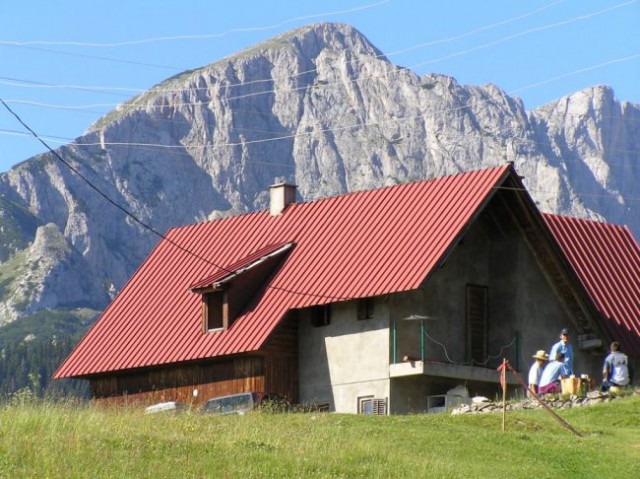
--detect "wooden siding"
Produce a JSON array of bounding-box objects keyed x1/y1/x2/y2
[
  {"x1": 90, "y1": 356, "x2": 265, "y2": 406},
  {"x1": 90, "y1": 314, "x2": 300, "y2": 406},
  {"x1": 262, "y1": 312, "x2": 299, "y2": 403}
]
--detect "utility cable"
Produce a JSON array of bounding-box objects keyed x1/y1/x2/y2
[
  {"x1": 0, "y1": 0, "x2": 593, "y2": 102},
  {"x1": 0, "y1": 0, "x2": 391, "y2": 48},
  {"x1": 422, "y1": 331, "x2": 518, "y2": 367},
  {"x1": 0, "y1": 97, "x2": 352, "y2": 302},
  {"x1": 5, "y1": 127, "x2": 638, "y2": 203}
]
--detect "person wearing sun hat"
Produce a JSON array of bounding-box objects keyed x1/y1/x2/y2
[
  {"x1": 549, "y1": 328, "x2": 573, "y2": 376},
  {"x1": 528, "y1": 350, "x2": 549, "y2": 396}
]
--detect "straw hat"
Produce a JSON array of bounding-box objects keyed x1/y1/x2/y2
[{"x1": 532, "y1": 350, "x2": 549, "y2": 361}]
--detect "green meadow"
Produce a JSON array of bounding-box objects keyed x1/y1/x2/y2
[{"x1": 1, "y1": 395, "x2": 638, "y2": 478}]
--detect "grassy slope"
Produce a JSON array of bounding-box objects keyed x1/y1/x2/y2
[{"x1": 1, "y1": 396, "x2": 638, "y2": 478}]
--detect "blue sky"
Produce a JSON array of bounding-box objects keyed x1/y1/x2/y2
[{"x1": 1, "y1": 0, "x2": 638, "y2": 173}]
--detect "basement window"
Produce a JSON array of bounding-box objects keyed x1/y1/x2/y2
[
  {"x1": 357, "y1": 297, "x2": 374, "y2": 320},
  {"x1": 358, "y1": 396, "x2": 387, "y2": 415},
  {"x1": 310, "y1": 305, "x2": 331, "y2": 327}
]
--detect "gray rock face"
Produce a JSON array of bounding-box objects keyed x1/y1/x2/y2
[{"x1": 0, "y1": 23, "x2": 638, "y2": 327}]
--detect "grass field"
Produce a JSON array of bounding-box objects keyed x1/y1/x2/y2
[{"x1": 1, "y1": 394, "x2": 638, "y2": 478}]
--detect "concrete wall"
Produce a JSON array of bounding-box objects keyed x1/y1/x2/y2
[
  {"x1": 298, "y1": 299, "x2": 390, "y2": 413},
  {"x1": 299, "y1": 206, "x2": 606, "y2": 414},
  {"x1": 390, "y1": 211, "x2": 605, "y2": 403}
]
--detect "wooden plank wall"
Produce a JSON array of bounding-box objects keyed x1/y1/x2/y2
[
  {"x1": 90, "y1": 356, "x2": 265, "y2": 407},
  {"x1": 90, "y1": 311, "x2": 301, "y2": 407},
  {"x1": 262, "y1": 311, "x2": 299, "y2": 402}
]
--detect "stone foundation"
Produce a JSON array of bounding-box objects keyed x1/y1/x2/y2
[{"x1": 450, "y1": 388, "x2": 639, "y2": 415}]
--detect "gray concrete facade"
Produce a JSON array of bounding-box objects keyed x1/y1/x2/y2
[
  {"x1": 298, "y1": 299, "x2": 391, "y2": 413},
  {"x1": 298, "y1": 206, "x2": 605, "y2": 414}
]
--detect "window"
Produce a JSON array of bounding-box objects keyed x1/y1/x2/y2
[
  {"x1": 358, "y1": 396, "x2": 387, "y2": 415},
  {"x1": 357, "y1": 297, "x2": 374, "y2": 320},
  {"x1": 310, "y1": 305, "x2": 331, "y2": 327},
  {"x1": 466, "y1": 284, "x2": 488, "y2": 365},
  {"x1": 204, "y1": 290, "x2": 228, "y2": 331},
  {"x1": 311, "y1": 402, "x2": 330, "y2": 412}
]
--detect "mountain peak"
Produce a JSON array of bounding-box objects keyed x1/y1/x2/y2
[
  {"x1": 534, "y1": 85, "x2": 618, "y2": 113},
  {"x1": 271, "y1": 22, "x2": 385, "y2": 58},
  {"x1": 87, "y1": 23, "x2": 386, "y2": 133},
  {"x1": 0, "y1": 20, "x2": 638, "y2": 349}
]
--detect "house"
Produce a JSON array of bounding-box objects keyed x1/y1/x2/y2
[{"x1": 54, "y1": 164, "x2": 640, "y2": 414}]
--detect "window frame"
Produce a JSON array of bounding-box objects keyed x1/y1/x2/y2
[
  {"x1": 357, "y1": 297, "x2": 375, "y2": 320},
  {"x1": 358, "y1": 396, "x2": 387, "y2": 415},
  {"x1": 203, "y1": 289, "x2": 229, "y2": 332},
  {"x1": 310, "y1": 304, "x2": 331, "y2": 327}
]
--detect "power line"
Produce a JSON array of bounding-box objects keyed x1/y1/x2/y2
[
  {"x1": 4, "y1": 125, "x2": 639, "y2": 192},
  {"x1": 409, "y1": 0, "x2": 638, "y2": 70},
  {"x1": 0, "y1": 0, "x2": 391, "y2": 48},
  {"x1": 3, "y1": 99, "x2": 115, "y2": 112},
  {"x1": 2, "y1": 5, "x2": 638, "y2": 206},
  {"x1": 511, "y1": 52, "x2": 640, "y2": 96},
  {"x1": 384, "y1": 0, "x2": 568, "y2": 57},
  {"x1": 2, "y1": 0, "x2": 635, "y2": 154},
  {"x1": 0, "y1": 0, "x2": 582, "y2": 102},
  {"x1": 0, "y1": 43, "x2": 183, "y2": 71},
  {"x1": 4, "y1": 45, "x2": 638, "y2": 129},
  {"x1": 0, "y1": 128, "x2": 74, "y2": 143},
  {"x1": 0, "y1": 76, "x2": 135, "y2": 97},
  {"x1": 0, "y1": 97, "x2": 351, "y2": 302},
  {"x1": 4, "y1": 69, "x2": 640, "y2": 173}
]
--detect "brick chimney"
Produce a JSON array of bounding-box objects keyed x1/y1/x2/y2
[{"x1": 269, "y1": 182, "x2": 296, "y2": 216}]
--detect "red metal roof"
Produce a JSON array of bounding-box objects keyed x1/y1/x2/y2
[
  {"x1": 189, "y1": 241, "x2": 294, "y2": 290},
  {"x1": 55, "y1": 165, "x2": 519, "y2": 378},
  {"x1": 543, "y1": 214, "x2": 640, "y2": 356}
]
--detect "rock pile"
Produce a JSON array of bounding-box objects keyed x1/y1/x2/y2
[{"x1": 450, "y1": 388, "x2": 639, "y2": 415}]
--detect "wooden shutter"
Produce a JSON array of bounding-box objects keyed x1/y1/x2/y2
[{"x1": 466, "y1": 284, "x2": 488, "y2": 365}]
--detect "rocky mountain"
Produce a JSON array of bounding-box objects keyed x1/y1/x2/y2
[{"x1": 0, "y1": 23, "x2": 638, "y2": 340}]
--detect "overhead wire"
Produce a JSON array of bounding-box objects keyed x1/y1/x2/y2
[
  {"x1": 3, "y1": 23, "x2": 639, "y2": 137},
  {"x1": 0, "y1": 44, "x2": 183, "y2": 71},
  {"x1": 0, "y1": 97, "x2": 352, "y2": 302},
  {"x1": 4, "y1": 125, "x2": 639, "y2": 203},
  {"x1": 0, "y1": 0, "x2": 392, "y2": 48},
  {"x1": 3, "y1": 47, "x2": 640, "y2": 189},
  {"x1": 3, "y1": 55, "x2": 640, "y2": 203},
  {"x1": 0, "y1": 76, "x2": 136, "y2": 97},
  {"x1": 0, "y1": 0, "x2": 579, "y2": 103},
  {"x1": 1, "y1": 2, "x2": 637, "y2": 215},
  {"x1": 0, "y1": 3, "x2": 636, "y2": 362},
  {"x1": 0, "y1": 0, "x2": 393, "y2": 80},
  {"x1": 53, "y1": 52, "x2": 640, "y2": 156},
  {"x1": 409, "y1": 0, "x2": 638, "y2": 70},
  {"x1": 510, "y1": 52, "x2": 640, "y2": 96}
]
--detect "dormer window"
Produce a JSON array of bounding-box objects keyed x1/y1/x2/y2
[
  {"x1": 203, "y1": 289, "x2": 228, "y2": 331},
  {"x1": 190, "y1": 242, "x2": 295, "y2": 334}
]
